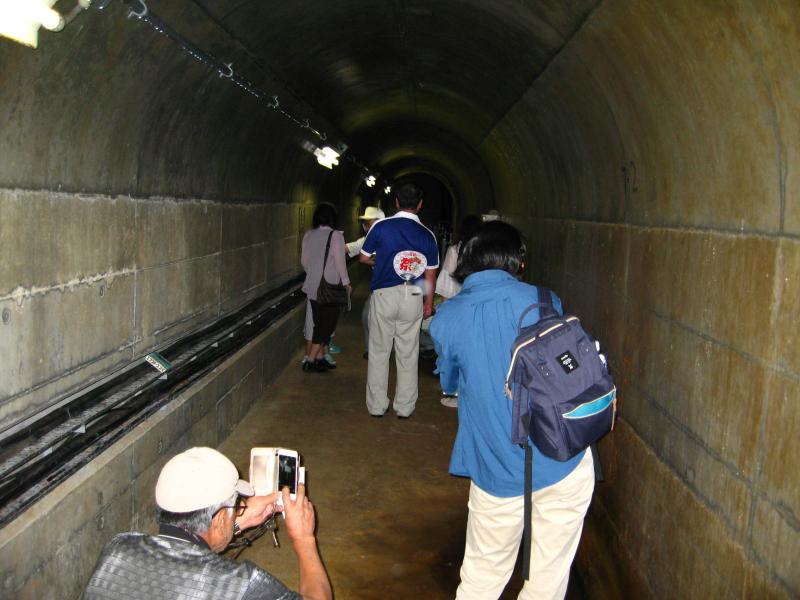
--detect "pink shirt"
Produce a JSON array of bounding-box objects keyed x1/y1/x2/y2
[{"x1": 301, "y1": 226, "x2": 350, "y2": 300}]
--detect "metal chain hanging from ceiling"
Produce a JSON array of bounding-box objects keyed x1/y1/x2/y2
[
  {"x1": 121, "y1": 0, "x2": 328, "y2": 141},
  {"x1": 121, "y1": 0, "x2": 391, "y2": 187}
]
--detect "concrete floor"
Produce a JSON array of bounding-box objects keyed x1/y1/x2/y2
[{"x1": 218, "y1": 279, "x2": 585, "y2": 599}]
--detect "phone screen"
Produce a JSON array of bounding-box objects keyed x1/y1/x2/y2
[{"x1": 278, "y1": 455, "x2": 297, "y2": 494}]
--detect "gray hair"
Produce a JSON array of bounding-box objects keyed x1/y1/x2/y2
[{"x1": 158, "y1": 493, "x2": 236, "y2": 535}]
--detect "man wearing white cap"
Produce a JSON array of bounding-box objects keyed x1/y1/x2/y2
[
  {"x1": 346, "y1": 206, "x2": 386, "y2": 258},
  {"x1": 82, "y1": 447, "x2": 332, "y2": 600},
  {"x1": 346, "y1": 206, "x2": 385, "y2": 358}
]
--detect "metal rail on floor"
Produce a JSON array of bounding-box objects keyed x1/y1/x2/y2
[{"x1": 0, "y1": 277, "x2": 305, "y2": 529}]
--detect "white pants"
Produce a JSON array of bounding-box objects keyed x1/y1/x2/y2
[
  {"x1": 456, "y1": 450, "x2": 595, "y2": 600},
  {"x1": 366, "y1": 284, "x2": 423, "y2": 417}
]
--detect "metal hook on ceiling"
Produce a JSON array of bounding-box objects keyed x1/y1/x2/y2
[
  {"x1": 219, "y1": 63, "x2": 233, "y2": 79},
  {"x1": 127, "y1": 0, "x2": 148, "y2": 19}
]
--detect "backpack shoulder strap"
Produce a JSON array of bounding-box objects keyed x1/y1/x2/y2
[
  {"x1": 522, "y1": 443, "x2": 533, "y2": 580},
  {"x1": 516, "y1": 286, "x2": 557, "y2": 333}
]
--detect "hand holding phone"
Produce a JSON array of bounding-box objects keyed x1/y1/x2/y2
[
  {"x1": 281, "y1": 483, "x2": 316, "y2": 544},
  {"x1": 235, "y1": 492, "x2": 281, "y2": 530}
]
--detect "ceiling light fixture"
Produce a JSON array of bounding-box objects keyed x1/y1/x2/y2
[
  {"x1": 0, "y1": 0, "x2": 100, "y2": 48},
  {"x1": 0, "y1": 0, "x2": 64, "y2": 48},
  {"x1": 314, "y1": 146, "x2": 340, "y2": 169},
  {"x1": 384, "y1": 186, "x2": 392, "y2": 195},
  {"x1": 365, "y1": 175, "x2": 376, "y2": 188}
]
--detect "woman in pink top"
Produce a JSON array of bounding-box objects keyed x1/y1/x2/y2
[{"x1": 301, "y1": 203, "x2": 351, "y2": 372}]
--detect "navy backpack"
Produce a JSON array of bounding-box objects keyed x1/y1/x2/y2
[{"x1": 504, "y1": 286, "x2": 616, "y2": 579}]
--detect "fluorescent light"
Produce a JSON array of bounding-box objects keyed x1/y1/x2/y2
[
  {"x1": 365, "y1": 175, "x2": 376, "y2": 188},
  {"x1": 384, "y1": 186, "x2": 391, "y2": 194},
  {"x1": 313, "y1": 146, "x2": 340, "y2": 169},
  {"x1": 0, "y1": 0, "x2": 63, "y2": 48}
]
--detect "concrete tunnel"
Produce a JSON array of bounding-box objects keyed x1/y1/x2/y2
[{"x1": 0, "y1": 0, "x2": 797, "y2": 598}]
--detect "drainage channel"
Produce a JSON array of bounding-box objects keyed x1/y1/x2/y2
[{"x1": 0, "y1": 277, "x2": 305, "y2": 529}]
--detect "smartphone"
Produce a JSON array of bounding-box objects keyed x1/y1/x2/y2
[{"x1": 276, "y1": 448, "x2": 299, "y2": 500}]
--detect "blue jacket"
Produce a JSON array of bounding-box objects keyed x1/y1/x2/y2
[{"x1": 431, "y1": 270, "x2": 585, "y2": 496}]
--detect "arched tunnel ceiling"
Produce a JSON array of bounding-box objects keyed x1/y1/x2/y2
[
  {"x1": 195, "y1": 0, "x2": 600, "y2": 188},
  {"x1": 0, "y1": 0, "x2": 601, "y2": 209}
]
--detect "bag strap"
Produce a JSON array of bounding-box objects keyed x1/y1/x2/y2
[
  {"x1": 591, "y1": 443, "x2": 604, "y2": 481},
  {"x1": 318, "y1": 230, "x2": 340, "y2": 286},
  {"x1": 521, "y1": 444, "x2": 600, "y2": 580},
  {"x1": 516, "y1": 287, "x2": 557, "y2": 333},
  {"x1": 322, "y1": 230, "x2": 333, "y2": 265},
  {"x1": 522, "y1": 443, "x2": 533, "y2": 581},
  {"x1": 519, "y1": 287, "x2": 557, "y2": 580}
]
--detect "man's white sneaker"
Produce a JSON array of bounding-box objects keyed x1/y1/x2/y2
[{"x1": 440, "y1": 394, "x2": 458, "y2": 408}]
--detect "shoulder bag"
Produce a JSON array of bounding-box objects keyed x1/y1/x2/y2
[{"x1": 316, "y1": 231, "x2": 350, "y2": 309}]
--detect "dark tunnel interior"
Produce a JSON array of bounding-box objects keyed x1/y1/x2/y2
[{"x1": 0, "y1": 1, "x2": 798, "y2": 598}]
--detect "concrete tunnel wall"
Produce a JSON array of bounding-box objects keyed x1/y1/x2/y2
[
  {"x1": 480, "y1": 2, "x2": 799, "y2": 597},
  {"x1": 0, "y1": 4, "x2": 356, "y2": 597},
  {"x1": 0, "y1": 2, "x2": 326, "y2": 431},
  {"x1": 0, "y1": 1, "x2": 798, "y2": 598}
]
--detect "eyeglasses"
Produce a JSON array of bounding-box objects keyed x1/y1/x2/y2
[{"x1": 220, "y1": 496, "x2": 247, "y2": 517}]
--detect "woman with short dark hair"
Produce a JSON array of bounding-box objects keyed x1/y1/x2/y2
[
  {"x1": 431, "y1": 220, "x2": 595, "y2": 599},
  {"x1": 311, "y1": 202, "x2": 337, "y2": 229},
  {"x1": 301, "y1": 203, "x2": 350, "y2": 372},
  {"x1": 452, "y1": 219, "x2": 526, "y2": 283}
]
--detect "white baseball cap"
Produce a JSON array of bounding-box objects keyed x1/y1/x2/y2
[
  {"x1": 155, "y1": 447, "x2": 254, "y2": 513},
  {"x1": 358, "y1": 206, "x2": 385, "y2": 220}
]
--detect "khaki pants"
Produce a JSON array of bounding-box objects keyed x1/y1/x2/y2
[
  {"x1": 366, "y1": 284, "x2": 423, "y2": 417},
  {"x1": 456, "y1": 450, "x2": 595, "y2": 600},
  {"x1": 361, "y1": 292, "x2": 371, "y2": 352}
]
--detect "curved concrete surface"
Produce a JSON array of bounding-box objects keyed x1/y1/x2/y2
[{"x1": 0, "y1": 1, "x2": 797, "y2": 597}]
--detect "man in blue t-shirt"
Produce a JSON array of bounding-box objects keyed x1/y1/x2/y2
[{"x1": 359, "y1": 183, "x2": 439, "y2": 418}]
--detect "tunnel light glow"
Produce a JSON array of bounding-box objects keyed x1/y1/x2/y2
[
  {"x1": 314, "y1": 146, "x2": 340, "y2": 169},
  {"x1": 384, "y1": 186, "x2": 391, "y2": 194},
  {"x1": 0, "y1": 0, "x2": 63, "y2": 48},
  {"x1": 365, "y1": 175, "x2": 376, "y2": 188}
]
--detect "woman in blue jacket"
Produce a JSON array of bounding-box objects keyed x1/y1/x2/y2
[{"x1": 430, "y1": 221, "x2": 595, "y2": 600}]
